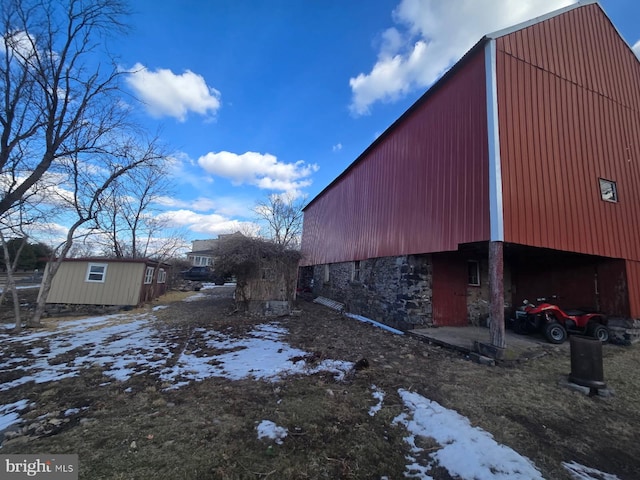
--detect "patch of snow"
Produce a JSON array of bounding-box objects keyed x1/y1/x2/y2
[
  {"x1": 63, "y1": 407, "x2": 87, "y2": 416},
  {"x1": 344, "y1": 313, "x2": 404, "y2": 335},
  {"x1": 1, "y1": 314, "x2": 351, "y2": 393},
  {"x1": 160, "y1": 322, "x2": 353, "y2": 387},
  {"x1": 404, "y1": 458, "x2": 434, "y2": 479},
  {"x1": 201, "y1": 282, "x2": 235, "y2": 290},
  {"x1": 0, "y1": 285, "x2": 41, "y2": 293},
  {"x1": 562, "y1": 461, "x2": 621, "y2": 480},
  {"x1": 1, "y1": 313, "x2": 354, "y2": 430},
  {"x1": 0, "y1": 399, "x2": 30, "y2": 430},
  {"x1": 369, "y1": 385, "x2": 385, "y2": 417},
  {"x1": 256, "y1": 419, "x2": 288, "y2": 445},
  {"x1": 152, "y1": 305, "x2": 168, "y2": 311},
  {"x1": 183, "y1": 293, "x2": 207, "y2": 302},
  {"x1": 0, "y1": 314, "x2": 170, "y2": 391},
  {"x1": 394, "y1": 389, "x2": 544, "y2": 480}
]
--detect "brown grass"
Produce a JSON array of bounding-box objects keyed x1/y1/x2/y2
[{"x1": 1, "y1": 287, "x2": 639, "y2": 479}]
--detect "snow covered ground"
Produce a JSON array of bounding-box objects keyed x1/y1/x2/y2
[{"x1": 0, "y1": 291, "x2": 620, "y2": 479}]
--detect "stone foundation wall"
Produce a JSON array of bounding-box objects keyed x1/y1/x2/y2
[
  {"x1": 311, "y1": 254, "x2": 433, "y2": 331},
  {"x1": 607, "y1": 317, "x2": 640, "y2": 345},
  {"x1": 465, "y1": 259, "x2": 514, "y2": 326},
  {"x1": 308, "y1": 253, "x2": 516, "y2": 330}
]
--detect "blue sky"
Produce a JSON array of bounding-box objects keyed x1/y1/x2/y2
[{"x1": 107, "y1": 0, "x2": 640, "y2": 242}]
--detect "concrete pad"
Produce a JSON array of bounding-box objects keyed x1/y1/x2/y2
[{"x1": 408, "y1": 326, "x2": 566, "y2": 362}]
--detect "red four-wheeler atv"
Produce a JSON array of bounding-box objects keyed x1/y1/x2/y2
[{"x1": 513, "y1": 297, "x2": 609, "y2": 344}]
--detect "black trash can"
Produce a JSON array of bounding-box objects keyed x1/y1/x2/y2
[{"x1": 568, "y1": 335, "x2": 606, "y2": 390}]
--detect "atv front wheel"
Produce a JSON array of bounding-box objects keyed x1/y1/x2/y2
[
  {"x1": 544, "y1": 322, "x2": 567, "y2": 344},
  {"x1": 589, "y1": 324, "x2": 610, "y2": 343}
]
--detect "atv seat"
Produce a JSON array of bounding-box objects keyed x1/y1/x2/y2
[{"x1": 565, "y1": 309, "x2": 585, "y2": 316}]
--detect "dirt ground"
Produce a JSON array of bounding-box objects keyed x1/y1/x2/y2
[{"x1": 1, "y1": 286, "x2": 639, "y2": 479}]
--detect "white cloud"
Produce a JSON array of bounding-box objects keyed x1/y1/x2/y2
[
  {"x1": 197, "y1": 151, "x2": 319, "y2": 193},
  {"x1": 157, "y1": 209, "x2": 257, "y2": 236},
  {"x1": 152, "y1": 196, "x2": 215, "y2": 212},
  {"x1": 203, "y1": 197, "x2": 255, "y2": 217},
  {"x1": 0, "y1": 172, "x2": 73, "y2": 213},
  {"x1": 153, "y1": 195, "x2": 189, "y2": 209},
  {"x1": 124, "y1": 63, "x2": 221, "y2": 121},
  {"x1": 633, "y1": 39, "x2": 640, "y2": 58},
  {"x1": 349, "y1": 0, "x2": 576, "y2": 115},
  {"x1": 24, "y1": 222, "x2": 68, "y2": 242},
  {"x1": 332, "y1": 143, "x2": 343, "y2": 152},
  {"x1": 153, "y1": 195, "x2": 252, "y2": 218},
  {"x1": 1, "y1": 30, "x2": 38, "y2": 62},
  {"x1": 190, "y1": 197, "x2": 218, "y2": 212}
]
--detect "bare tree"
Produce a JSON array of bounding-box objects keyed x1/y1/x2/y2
[
  {"x1": 254, "y1": 193, "x2": 305, "y2": 249},
  {"x1": 136, "y1": 216, "x2": 190, "y2": 262},
  {"x1": 0, "y1": 0, "x2": 130, "y2": 217},
  {"x1": 0, "y1": 178, "x2": 58, "y2": 330},
  {"x1": 0, "y1": 232, "x2": 27, "y2": 331},
  {"x1": 30, "y1": 136, "x2": 166, "y2": 326},
  {"x1": 94, "y1": 157, "x2": 180, "y2": 259}
]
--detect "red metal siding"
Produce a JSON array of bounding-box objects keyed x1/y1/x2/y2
[
  {"x1": 626, "y1": 260, "x2": 640, "y2": 318},
  {"x1": 301, "y1": 50, "x2": 490, "y2": 266},
  {"x1": 597, "y1": 259, "x2": 629, "y2": 317},
  {"x1": 497, "y1": 3, "x2": 640, "y2": 261}
]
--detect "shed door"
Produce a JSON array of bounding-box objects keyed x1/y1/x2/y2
[{"x1": 432, "y1": 253, "x2": 468, "y2": 326}]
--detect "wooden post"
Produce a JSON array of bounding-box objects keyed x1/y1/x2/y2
[{"x1": 489, "y1": 241, "x2": 506, "y2": 349}]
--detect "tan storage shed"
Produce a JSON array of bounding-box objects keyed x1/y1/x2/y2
[{"x1": 41, "y1": 258, "x2": 169, "y2": 307}]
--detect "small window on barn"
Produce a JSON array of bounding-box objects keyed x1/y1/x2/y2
[
  {"x1": 323, "y1": 264, "x2": 330, "y2": 283},
  {"x1": 352, "y1": 260, "x2": 361, "y2": 282},
  {"x1": 144, "y1": 266, "x2": 155, "y2": 284},
  {"x1": 599, "y1": 178, "x2": 618, "y2": 202},
  {"x1": 157, "y1": 268, "x2": 166, "y2": 284},
  {"x1": 468, "y1": 261, "x2": 480, "y2": 286},
  {"x1": 86, "y1": 263, "x2": 107, "y2": 283}
]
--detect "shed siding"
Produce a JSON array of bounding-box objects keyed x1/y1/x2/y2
[
  {"x1": 46, "y1": 262, "x2": 144, "y2": 306},
  {"x1": 497, "y1": 3, "x2": 640, "y2": 260},
  {"x1": 301, "y1": 50, "x2": 489, "y2": 266}
]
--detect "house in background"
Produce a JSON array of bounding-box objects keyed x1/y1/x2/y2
[
  {"x1": 187, "y1": 239, "x2": 217, "y2": 266},
  {"x1": 186, "y1": 233, "x2": 243, "y2": 267},
  {"x1": 41, "y1": 258, "x2": 170, "y2": 308},
  {"x1": 300, "y1": 2, "x2": 640, "y2": 333}
]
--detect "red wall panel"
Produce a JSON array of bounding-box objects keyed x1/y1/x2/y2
[
  {"x1": 625, "y1": 260, "x2": 640, "y2": 318},
  {"x1": 301, "y1": 50, "x2": 490, "y2": 266},
  {"x1": 597, "y1": 259, "x2": 629, "y2": 317},
  {"x1": 432, "y1": 253, "x2": 468, "y2": 326},
  {"x1": 497, "y1": 3, "x2": 640, "y2": 262}
]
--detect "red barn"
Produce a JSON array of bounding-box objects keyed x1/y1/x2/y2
[{"x1": 300, "y1": 2, "x2": 640, "y2": 334}]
